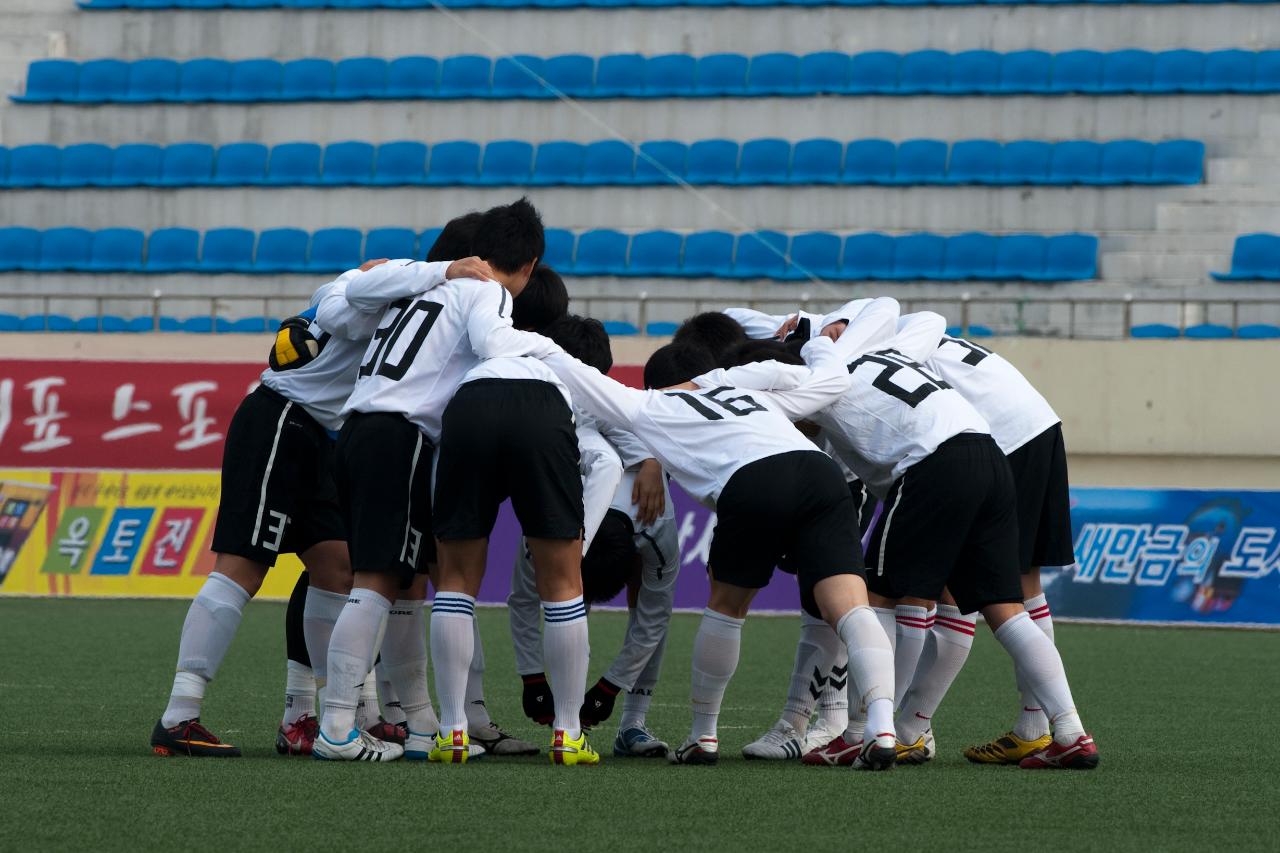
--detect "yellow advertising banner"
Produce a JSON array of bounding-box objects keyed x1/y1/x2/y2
[{"x1": 0, "y1": 469, "x2": 302, "y2": 600}]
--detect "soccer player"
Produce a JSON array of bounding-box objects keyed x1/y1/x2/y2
[
  {"x1": 312, "y1": 198, "x2": 558, "y2": 763},
  {"x1": 539, "y1": 321, "x2": 899, "y2": 770},
  {"x1": 671, "y1": 311, "x2": 748, "y2": 361}
]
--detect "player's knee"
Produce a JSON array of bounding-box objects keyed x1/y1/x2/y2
[{"x1": 302, "y1": 540, "x2": 353, "y2": 593}]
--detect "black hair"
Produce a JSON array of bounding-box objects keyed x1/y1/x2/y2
[
  {"x1": 671, "y1": 312, "x2": 748, "y2": 363},
  {"x1": 425, "y1": 211, "x2": 481, "y2": 263},
  {"x1": 643, "y1": 342, "x2": 717, "y2": 390},
  {"x1": 581, "y1": 509, "x2": 638, "y2": 604},
  {"x1": 721, "y1": 338, "x2": 807, "y2": 369},
  {"x1": 471, "y1": 197, "x2": 545, "y2": 275},
  {"x1": 511, "y1": 264, "x2": 569, "y2": 332},
  {"x1": 544, "y1": 314, "x2": 613, "y2": 373}
]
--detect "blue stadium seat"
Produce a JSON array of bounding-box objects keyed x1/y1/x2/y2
[
  {"x1": 998, "y1": 141, "x2": 1052, "y2": 184},
  {"x1": 1047, "y1": 141, "x2": 1103, "y2": 185},
  {"x1": 593, "y1": 54, "x2": 645, "y2": 98},
  {"x1": 1049, "y1": 50, "x2": 1104, "y2": 94},
  {"x1": 694, "y1": 53, "x2": 749, "y2": 96},
  {"x1": 225, "y1": 59, "x2": 284, "y2": 101},
  {"x1": 127, "y1": 316, "x2": 156, "y2": 333},
  {"x1": 199, "y1": 228, "x2": 256, "y2": 273},
  {"x1": 306, "y1": 228, "x2": 363, "y2": 273},
  {"x1": 631, "y1": 141, "x2": 685, "y2": 185},
  {"x1": 321, "y1": 141, "x2": 375, "y2": 184},
  {"x1": 900, "y1": 51, "x2": 951, "y2": 95},
  {"x1": 229, "y1": 317, "x2": 271, "y2": 334},
  {"x1": 939, "y1": 233, "x2": 997, "y2": 280},
  {"x1": 736, "y1": 138, "x2": 790, "y2": 185},
  {"x1": 7, "y1": 144, "x2": 61, "y2": 187},
  {"x1": 840, "y1": 233, "x2": 895, "y2": 280},
  {"x1": 1202, "y1": 49, "x2": 1255, "y2": 93},
  {"x1": 997, "y1": 50, "x2": 1052, "y2": 94},
  {"x1": 123, "y1": 58, "x2": 180, "y2": 102},
  {"x1": 386, "y1": 56, "x2": 439, "y2": 98},
  {"x1": 891, "y1": 232, "x2": 946, "y2": 280},
  {"x1": 1184, "y1": 323, "x2": 1233, "y2": 340},
  {"x1": 417, "y1": 228, "x2": 442, "y2": 261},
  {"x1": 790, "y1": 138, "x2": 841, "y2": 185},
  {"x1": 1212, "y1": 234, "x2": 1280, "y2": 281},
  {"x1": 212, "y1": 142, "x2": 269, "y2": 185},
  {"x1": 157, "y1": 142, "x2": 215, "y2": 186},
  {"x1": 583, "y1": 139, "x2": 637, "y2": 183},
  {"x1": 967, "y1": 324, "x2": 994, "y2": 338},
  {"x1": 747, "y1": 52, "x2": 800, "y2": 96},
  {"x1": 0, "y1": 228, "x2": 41, "y2": 271},
  {"x1": 21, "y1": 314, "x2": 76, "y2": 333},
  {"x1": 365, "y1": 227, "x2": 418, "y2": 261},
  {"x1": 680, "y1": 231, "x2": 734, "y2": 277},
  {"x1": 108, "y1": 143, "x2": 163, "y2": 186},
  {"x1": 543, "y1": 54, "x2": 595, "y2": 98},
  {"x1": 1150, "y1": 50, "x2": 1204, "y2": 94},
  {"x1": 531, "y1": 141, "x2": 585, "y2": 185},
  {"x1": 731, "y1": 230, "x2": 788, "y2": 279},
  {"x1": 86, "y1": 228, "x2": 145, "y2": 272},
  {"x1": 478, "y1": 140, "x2": 534, "y2": 184},
  {"x1": 947, "y1": 50, "x2": 1000, "y2": 94},
  {"x1": 438, "y1": 55, "x2": 492, "y2": 98},
  {"x1": 265, "y1": 142, "x2": 322, "y2": 185},
  {"x1": 177, "y1": 58, "x2": 232, "y2": 101},
  {"x1": 643, "y1": 54, "x2": 696, "y2": 97},
  {"x1": 35, "y1": 227, "x2": 93, "y2": 271},
  {"x1": 254, "y1": 228, "x2": 310, "y2": 273},
  {"x1": 492, "y1": 56, "x2": 548, "y2": 98},
  {"x1": 1099, "y1": 50, "x2": 1154, "y2": 93},
  {"x1": 95, "y1": 314, "x2": 132, "y2": 333},
  {"x1": 0, "y1": 147, "x2": 7, "y2": 185},
  {"x1": 373, "y1": 141, "x2": 428, "y2": 184},
  {"x1": 627, "y1": 230, "x2": 682, "y2": 276},
  {"x1": 797, "y1": 52, "x2": 850, "y2": 95},
  {"x1": 571, "y1": 229, "x2": 629, "y2": 275},
  {"x1": 1031, "y1": 233, "x2": 1098, "y2": 281},
  {"x1": 0, "y1": 314, "x2": 21, "y2": 332},
  {"x1": 1255, "y1": 50, "x2": 1280, "y2": 93},
  {"x1": 994, "y1": 235, "x2": 1046, "y2": 280},
  {"x1": 946, "y1": 140, "x2": 1000, "y2": 184},
  {"x1": 282, "y1": 58, "x2": 335, "y2": 100},
  {"x1": 1098, "y1": 139, "x2": 1153, "y2": 184},
  {"x1": 843, "y1": 139, "x2": 896, "y2": 184},
  {"x1": 685, "y1": 139, "x2": 739, "y2": 184},
  {"x1": 334, "y1": 57, "x2": 389, "y2": 99},
  {"x1": 181, "y1": 316, "x2": 234, "y2": 334},
  {"x1": 1237, "y1": 324, "x2": 1280, "y2": 340},
  {"x1": 603, "y1": 321, "x2": 639, "y2": 336},
  {"x1": 891, "y1": 139, "x2": 947, "y2": 184},
  {"x1": 144, "y1": 228, "x2": 201, "y2": 273},
  {"x1": 1148, "y1": 139, "x2": 1204, "y2": 185},
  {"x1": 785, "y1": 231, "x2": 841, "y2": 280},
  {"x1": 645, "y1": 322, "x2": 679, "y2": 336},
  {"x1": 1130, "y1": 323, "x2": 1180, "y2": 339},
  {"x1": 543, "y1": 228, "x2": 575, "y2": 269},
  {"x1": 73, "y1": 59, "x2": 129, "y2": 102},
  {"x1": 848, "y1": 52, "x2": 900, "y2": 95},
  {"x1": 427, "y1": 140, "x2": 482, "y2": 184},
  {"x1": 16, "y1": 59, "x2": 79, "y2": 102},
  {"x1": 157, "y1": 316, "x2": 182, "y2": 332}
]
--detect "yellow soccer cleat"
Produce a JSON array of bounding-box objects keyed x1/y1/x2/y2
[
  {"x1": 964, "y1": 732, "x2": 1052, "y2": 765},
  {"x1": 428, "y1": 728, "x2": 470, "y2": 764},
  {"x1": 895, "y1": 729, "x2": 936, "y2": 765},
  {"x1": 549, "y1": 728, "x2": 600, "y2": 766}
]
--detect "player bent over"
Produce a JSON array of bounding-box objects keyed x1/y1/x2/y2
[{"x1": 541, "y1": 324, "x2": 899, "y2": 770}]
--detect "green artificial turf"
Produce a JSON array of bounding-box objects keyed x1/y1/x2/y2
[{"x1": 0, "y1": 598, "x2": 1274, "y2": 852}]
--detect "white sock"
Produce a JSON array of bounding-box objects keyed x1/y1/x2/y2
[
  {"x1": 430, "y1": 592, "x2": 475, "y2": 733},
  {"x1": 690, "y1": 609, "x2": 744, "y2": 741},
  {"x1": 896, "y1": 604, "x2": 976, "y2": 744},
  {"x1": 283, "y1": 660, "x2": 316, "y2": 726},
  {"x1": 161, "y1": 572, "x2": 251, "y2": 727},
  {"x1": 1014, "y1": 593, "x2": 1055, "y2": 740},
  {"x1": 381, "y1": 598, "x2": 439, "y2": 736},
  {"x1": 542, "y1": 596, "x2": 589, "y2": 738},
  {"x1": 781, "y1": 613, "x2": 840, "y2": 734},
  {"x1": 356, "y1": 671, "x2": 379, "y2": 731},
  {"x1": 994, "y1": 611, "x2": 1085, "y2": 745},
  {"x1": 376, "y1": 661, "x2": 406, "y2": 725},
  {"x1": 320, "y1": 588, "x2": 391, "y2": 741},
  {"x1": 303, "y1": 586, "x2": 347, "y2": 684},
  {"x1": 835, "y1": 606, "x2": 895, "y2": 742},
  {"x1": 465, "y1": 614, "x2": 493, "y2": 731},
  {"x1": 894, "y1": 605, "x2": 934, "y2": 707}
]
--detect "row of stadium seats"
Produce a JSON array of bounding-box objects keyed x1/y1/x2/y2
[
  {"x1": 1211, "y1": 234, "x2": 1280, "y2": 280},
  {"x1": 1130, "y1": 322, "x2": 1280, "y2": 339},
  {"x1": 17, "y1": 50, "x2": 1280, "y2": 103},
  {"x1": 0, "y1": 227, "x2": 1099, "y2": 280},
  {"x1": 0, "y1": 139, "x2": 1205, "y2": 188},
  {"x1": 0, "y1": 314, "x2": 280, "y2": 333},
  {"x1": 74, "y1": 0, "x2": 1280, "y2": 8}
]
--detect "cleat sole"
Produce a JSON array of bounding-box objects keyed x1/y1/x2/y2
[{"x1": 153, "y1": 746, "x2": 172, "y2": 757}]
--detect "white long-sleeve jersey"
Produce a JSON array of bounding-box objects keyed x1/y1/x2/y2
[
  {"x1": 722, "y1": 306, "x2": 827, "y2": 342},
  {"x1": 327, "y1": 260, "x2": 558, "y2": 442}
]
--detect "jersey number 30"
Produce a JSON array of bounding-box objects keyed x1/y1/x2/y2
[
  {"x1": 666, "y1": 386, "x2": 767, "y2": 420},
  {"x1": 359, "y1": 298, "x2": 443, "y2": 380}
]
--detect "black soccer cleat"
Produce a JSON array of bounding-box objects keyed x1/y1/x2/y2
[{"x1": 151, "y1": 719, "x2": 242, "y2": 758}]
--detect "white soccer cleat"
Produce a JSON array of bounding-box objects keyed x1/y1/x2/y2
[
  {"x1": 669, "y1": 736, "x2": 719, "y2": 766},
  {"x1": 803, "y1": 717, "x2": 846, "y2": 753},
  {"x1": 469, "y1": 721, "x2": 538, "y2": 756},
  {"x1": 313, "y1": 728, "x2": 404, "y2": 762},
  {"x1": 742, "y1": 720, "x2": 805, "y2": 761},
  {"x1": 853, "y1": 732, "x2": 897, "y2": 771}
]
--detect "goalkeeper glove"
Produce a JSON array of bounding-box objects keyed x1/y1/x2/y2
[
  {"x1": 579, "y1": 677, "x2": 621, "y2": 728},
  {"x1": 522, "y1": 673, "x2": 555, "y2": 726},
  {"x1": 268, "y1": 316, "x2": 322, "y2": 371}
]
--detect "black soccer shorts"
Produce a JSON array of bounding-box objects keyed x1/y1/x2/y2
[{"x1": 1006, "y1": 423, "x2": 1076, "y2": 570}]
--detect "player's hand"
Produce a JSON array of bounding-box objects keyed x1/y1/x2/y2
[
  {"x1": 267, "y1": 316, "x2": 321, "y2": 372},
  {"x1": 359, "y1": 258, "x2": 389, "y2": 272},
  {"x1": 446, "y1": 256, "x2": 495, "y2": 282},
  {"x1": 774, "y1": 314, "x2": 801, "y2": 340},
  {"x1": 820, "y1": 321, "x2": 848, "y2": 341},
  {"x1": 521, "y1": 673, "x2": 555, "y2": 725},
  {"x1": 632, "y1": 458, "x2": 665, "y2": 527},
  {"x1": 579, "y1": 677, "x2": 621, "y2": 728}
]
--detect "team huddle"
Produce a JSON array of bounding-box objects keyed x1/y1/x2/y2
[{"x1": 150, "y1": 197, "x2": 1098, "y2": 771}]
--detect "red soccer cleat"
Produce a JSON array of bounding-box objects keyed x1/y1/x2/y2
[
  {"x1": 151, "y1": 719, "x2": 241, "y2": 758},
  {"x1": 367, "y1": 717, "x2": 408, "y2": 746},
  {"x1": 275, "y1": 715, "x2": 320, "y2": 756},
  {"x1": 801, "y1": 734, "x2": 863, "y2": 767},
  {"x1": 1019, "y1": 734, "x2": 1099, "y2": 770}
]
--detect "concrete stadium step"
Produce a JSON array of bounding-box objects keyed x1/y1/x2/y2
[
  {"x1": 1157, "y1": 202, "x2": 1280, "y2": 234},
  {"x1": 1099, "y1": 251, "x2": 1226, "y2": 284}
]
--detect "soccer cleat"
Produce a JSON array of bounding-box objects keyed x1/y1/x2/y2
[
  {"x1": 895, "y1": 729, "x2": 936, "y2": 765},
  {"x1": 802, "y1": 734, "x2": 862, "y2": 767},
  {"x1": 964, "y1": 731, "x2": 1052, "y2": 765},
  {"x1": 469, "y1": 722, "x2": 539, "y2": 756},
  {"x1": 613, "y1": 724, "x2": 669, "y2": 758},
  {"x1": 549, "y1": 729, "x2": 600, "y2": 766},
  {"x1": 151, "y1": 719, "x2": 241, "y2": 758},
  {"x1": 853, "y1": 732, "x2": 896, "y2": 771},
  {"x1": 367, "y1": 717, "x2": 407, "y2": 746},
  {"x1": 312, "y1": 728, "x2": 404, "y2": 762},
  {"x1": 427, "y1": 728, "x2": 470, "y2": 764},
  {"x1": 668, "y1": 736, "x2": 719, "y2": 766},
  {"x1": 803, "y1": 717, "x2": 845, "y2": 754},
  {"x1": 1019, "y1": 734, "x2": 1099, "y2": 770},
  {"x1": 275, "y1": 715, "x2": 319, "y2": 756},
  {"x1": 742, "y1": 720, "x2": 805, "y2": 760}
]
